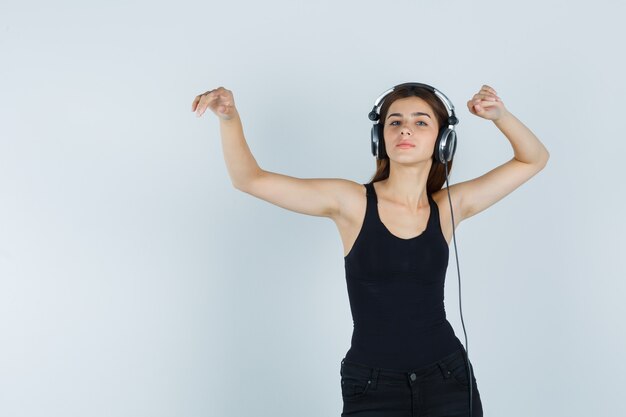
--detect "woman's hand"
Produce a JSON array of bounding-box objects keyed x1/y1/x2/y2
[
  {"x1": 467, "y1": 84, "x2": 508, "y2": 122},
  {"x1": 192, "y1": 87, "x2": 238, "y2": 120}
]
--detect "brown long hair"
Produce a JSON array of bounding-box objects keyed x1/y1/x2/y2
[{"x1": 368, "y1": 85, "x2": 455, "y2": 194}]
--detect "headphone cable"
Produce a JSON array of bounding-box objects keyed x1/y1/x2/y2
[{"x1": 444, "y1": 159, "x2": 473, "y2": 417}]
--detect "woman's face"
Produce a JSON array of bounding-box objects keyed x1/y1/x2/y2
[{"x1": 382, "y1": 97, "x2": 439, "y2": 163}]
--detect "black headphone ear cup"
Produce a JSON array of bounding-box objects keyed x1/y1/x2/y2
[
  {"x1": 435, "y1": 128, "x2": 457, "y2": 164},
  {"x1": 371, "y1": 123, "x2": 387, "y2": 159},
  {"x1": 370, "y1": 125, "x2": 378, "y2": 157},
  {"x1": 434, "y1": 129, "x2": 444, "y2": 164},
  {"x1": 447, "y1": 130, "x2": 457, "y2": 161},
  {"x1": 377, "y1": 124, "x2": 387, "y2": 159}
]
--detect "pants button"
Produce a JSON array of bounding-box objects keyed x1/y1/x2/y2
[{"x1": 410, "y1": 373, "x2": 416, "y2": 381}]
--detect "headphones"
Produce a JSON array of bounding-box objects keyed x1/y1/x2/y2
[
  {"x1": 368, "y1": 82, "x2": 475, "y2": 417},
  {"x1": 368, "y1": 82, "x2": 459, "y2": 164}
]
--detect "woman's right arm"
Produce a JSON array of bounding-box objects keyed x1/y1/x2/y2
[{"x1": 192, "y1": 87, "x2": 356, "y2": 220}]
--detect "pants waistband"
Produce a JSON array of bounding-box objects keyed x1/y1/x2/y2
[{"x1": 340, "y1": 346, "x2": 471, "y2": 385}]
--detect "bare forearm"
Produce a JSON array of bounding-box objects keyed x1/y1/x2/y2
[
  {"x1": 219, "y1": 109, "x2": 263, "y2": 188},
  {"x1": 493, "y1": 110, "x2": 550, "y2": 165}
]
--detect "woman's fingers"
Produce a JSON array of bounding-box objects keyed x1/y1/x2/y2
[
  {"x1": 467, "y1": 96, "x2": 500, "y2": 114},
  {"x1": 471, "y1": 97, "x2": 496, "y2": 106},
  {"x1": 196, "y1": 92, "x2": 219, "y2": 116},
  {"x1": 470, "y1": 97, "x2": 499, "y2": 107},
  {"x1": 478, "y1": 86, "x2": 500, "y2": 101},
  {"x1": 192, "y1": 87, "x2": 236, "y2": 120},
  {"x1": 472, "y1": 92, "x2": 500, "y2": 102},
  {"x1": 191, "y1": 92, "x2": 211, "y2": 112},
  {"x1": 468, "y1": 84, "x2": 500, "y2": 111},
  {"x1": 481, "y1": 85, "x2": 497, "y2": 95},
  {"x1": 191, "y1": 95, "x2": 201, "y2": 111},
  {"x1": 195, "y1": 94, "x2": 208, "y2": 116}
]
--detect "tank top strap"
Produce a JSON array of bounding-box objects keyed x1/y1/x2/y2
[
  {"x1": 364, "y1": 182, "x2": 378, "y2": 203},
  {"x1": 427, "y1": 191, "x2": 445, "y2": 234},
  {"x1": 362, "y1": 182, "x2": 379, "y2": 229},
  {"x1": 426, "y1": 192, "x2": 436, "y2": 227}
]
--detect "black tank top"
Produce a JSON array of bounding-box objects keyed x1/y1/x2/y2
[{"x1": 343, "y1": 181, "x2": 463, "y2": 370}]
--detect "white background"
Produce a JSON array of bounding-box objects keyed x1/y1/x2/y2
[{"x1": 1, "y1": 0, "x2": 625, "y2": 416}]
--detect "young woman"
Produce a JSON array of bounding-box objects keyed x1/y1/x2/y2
[{"x1": 192, "y1": 83, "x2": 549, "y2": 417}]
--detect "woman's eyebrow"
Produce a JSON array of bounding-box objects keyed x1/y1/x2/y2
[{"x1": 387, "y1": 112, "x2": 432, "y2": 119}]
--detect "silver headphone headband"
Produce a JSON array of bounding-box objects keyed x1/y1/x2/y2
[{"x1": 372, "y1": 83, "x2": 455, "y2": 121}]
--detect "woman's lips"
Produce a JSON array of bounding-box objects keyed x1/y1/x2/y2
[{"x1": 397, "y1": 144, "x2": 415, "y2": 148}]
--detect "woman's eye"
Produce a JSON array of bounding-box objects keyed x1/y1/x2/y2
[{"x1": 389, "y1": 120, "x2": 427, "y2": 126}]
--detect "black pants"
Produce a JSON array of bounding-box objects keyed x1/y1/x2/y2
[{"x1": 340, "y1": 346, "x2": 483, "y2": 416}]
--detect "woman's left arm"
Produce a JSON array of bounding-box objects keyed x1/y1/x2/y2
[{"x1": 450, "y1": 84, "x2": 550, "y2": 221}]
